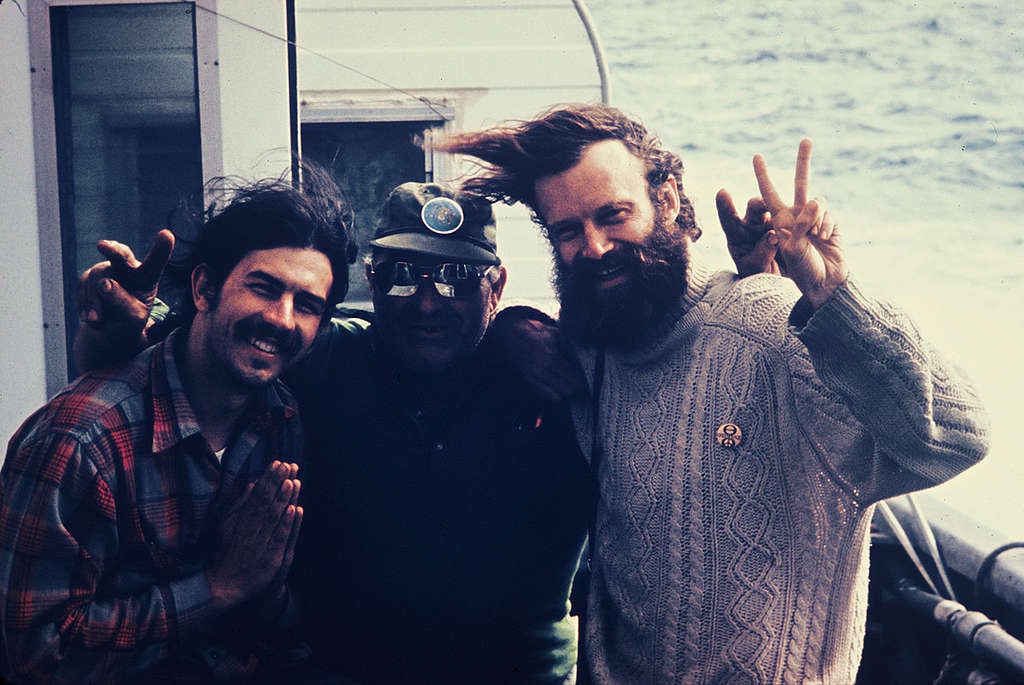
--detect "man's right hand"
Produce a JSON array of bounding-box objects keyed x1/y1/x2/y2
[
  {"x1": 206, "y1": 461, "x2": 303, "y2": 613},
  {"x1": 74, "y1": 229, "x2": 174, "y2": 372},
  {"x1": 752, "y1": 139, "x2": 847, "y2": 311}
]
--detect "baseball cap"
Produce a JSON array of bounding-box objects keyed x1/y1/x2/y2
[{"x1": 369, "y1": 182, "x2": 500, "y2": 265}]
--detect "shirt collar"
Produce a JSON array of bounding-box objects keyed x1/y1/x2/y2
[
  {"x1": 150, "y1": 329, "x2": 201, "y2": 453},
  {"x1": 149, "y1": 328, "x2": 296, "y2": 454}
]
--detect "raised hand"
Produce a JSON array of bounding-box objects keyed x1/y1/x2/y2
[
  {"x1": 753, "y1": 139, "x2": 848, "y2": 309},
  {"x1": 715, "y1": 189, "x2": 784, "y2": 278},
  {"x1": 73, "y1": 230, "x2": 174, "y2": 372},
  {"x1": 206, "y1": 461, "x2": 303, "y2": 613},
  {"x1": 78, "y1": 229, "x2": 175, "y2": 329}
]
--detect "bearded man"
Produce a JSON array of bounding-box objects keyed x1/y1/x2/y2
[{"x1": 441, "y1": 104, "x2": 990, "y2": 684}]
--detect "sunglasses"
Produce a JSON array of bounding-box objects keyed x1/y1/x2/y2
[{"x1": 372, "y1": 261, "x2": 495, "y2": 298}]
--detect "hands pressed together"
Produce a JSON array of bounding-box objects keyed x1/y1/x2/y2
[
  {"x1": 206, "y1": 460, "x2": 303, "y2": 613},
  {"x1": 717, "y1": 138, "x2": 849, "y2": 310}
]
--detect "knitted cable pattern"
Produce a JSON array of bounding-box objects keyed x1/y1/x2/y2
[{"x1": 575, "y1": 267, "x2": 989, "y2": 684}]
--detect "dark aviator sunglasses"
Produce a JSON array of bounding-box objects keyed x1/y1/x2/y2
[{"x1": 372, "y1": 261, "x2": 495, "y2": 298}]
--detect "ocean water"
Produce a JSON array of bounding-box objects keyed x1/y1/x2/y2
[{"x1": 585, "y1": 0, "x2": 1024, "y2": 535}]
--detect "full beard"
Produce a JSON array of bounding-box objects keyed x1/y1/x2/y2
[{"x1": 553, "y1": 214, "x2": 689, "y2": 350}]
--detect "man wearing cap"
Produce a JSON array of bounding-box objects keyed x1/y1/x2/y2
[
  {"x1": 288, "y1": 183, "x2": 591, "y2": 684},
  {"x1": 76, "y1": 182, "x2": 592, "y2": 684}
]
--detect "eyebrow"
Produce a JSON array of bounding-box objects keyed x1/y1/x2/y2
[
  {"x1": 598, "y1": 200, "x2": 635, "y2": 215},
  {"x1": 246, "y1": 270, "x2": 328, "y2": 309},
  {"x1": 546, "y1": 217, "x2": 582, "y2": 234},
  {"x1": 546, "y1": 201, "x2": 635, "y2": 231}
]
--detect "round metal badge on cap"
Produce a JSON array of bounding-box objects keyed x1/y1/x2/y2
[{"x1": 420, "y1": 197, "x2": 464, "y2": 235}]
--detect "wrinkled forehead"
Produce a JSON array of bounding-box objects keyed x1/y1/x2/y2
[
  {"x1": 534, "y1": 140, "x2": 652, "y2": 221},
  {"x1": 230, "y1": 246, "x2": 332, "y2": 289}
]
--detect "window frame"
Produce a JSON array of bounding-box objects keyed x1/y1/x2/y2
[{"x1": 28, "y1": 0, "x2": 219, "y2": 393}]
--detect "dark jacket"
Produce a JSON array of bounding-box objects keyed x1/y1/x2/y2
[{"x1": 288, "y1": 316, "x2": 593, "y2": 684}]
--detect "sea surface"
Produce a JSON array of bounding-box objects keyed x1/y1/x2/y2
[{"x1": 585, "y1": 0, "x2": 1024, "y2": 536}]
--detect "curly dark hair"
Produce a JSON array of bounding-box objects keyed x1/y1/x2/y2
[
  {"x1": 164, "y1": 162, "x2": 357, "y2": 322},
  {"x1": 438, "y1": 103, "x2": 701, "y2": 241}
]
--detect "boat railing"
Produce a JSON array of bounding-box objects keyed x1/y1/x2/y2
[{"x1": 869, "y1": 495, "x2": 1024, "y2": 682}]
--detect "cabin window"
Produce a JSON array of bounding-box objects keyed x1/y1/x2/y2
[
  {"x1": 50, "y1": 2, "x2": 202, "y2": 376},
  {"x1": 302, "y1": 120, "x2": 446, "y2": 304}
]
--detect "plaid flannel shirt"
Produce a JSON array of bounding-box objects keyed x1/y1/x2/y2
[{"x1": 0, "y1": 329, "x2": 304, "y2": 684}]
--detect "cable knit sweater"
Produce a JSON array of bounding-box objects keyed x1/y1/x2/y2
[{"x1": 571, "y1": 262, "x2": 990, "y2": 684}]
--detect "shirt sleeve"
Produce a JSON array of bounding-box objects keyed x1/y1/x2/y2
[
  {"x1": 788, "y1": 278, "x2": 990, "y2": 503},
  {"x1": 0, "y1": 426, "x2": 214, "y2": 685}
]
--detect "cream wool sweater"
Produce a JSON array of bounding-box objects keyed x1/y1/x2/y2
[{"x1": 572, "y1": 263, "x2": 990, "y2": 684}]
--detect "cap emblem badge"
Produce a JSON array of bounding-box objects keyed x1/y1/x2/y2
[{"x1": 421, "y1": 197, "x2": 464, "y2": 235}]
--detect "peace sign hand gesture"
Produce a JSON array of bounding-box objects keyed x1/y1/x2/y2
[
  {"x1": 73, "y1": 229, "x2": 175, "y2": 372},
  {"x1": 754, "y1": 139, "x2": 849, "y2": 310}
]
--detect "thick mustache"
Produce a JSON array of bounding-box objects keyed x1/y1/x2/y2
[
  {"x1": 234, "y1": 316, "x2": 303, "y2": 356},
  {"x1": 571, "y1": 247, "x2": 636, "y2": 278}
]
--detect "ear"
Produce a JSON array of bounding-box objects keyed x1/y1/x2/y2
[
  {"x1": 488, "y1": 265, "x2": 509, "y2": 308},
  {"x1": 191, "y1": 264, "x2": 215, "y2": 312},
  {"x1": 656, "y1": 175, "x2": 681, "y2": 225},
  {"x1": 366, "y1": 262, "x2": 392, "y2": 301}
]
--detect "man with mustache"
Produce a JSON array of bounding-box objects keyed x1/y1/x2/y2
[
  {"x1": 0, "y1": 171, "x2": 354, "y2": 684},
  {"x1": 73, "y1": 182, "x2": 593, "y2": 684},
  {"x1": 440, "y1": 104, "x2": 991, "y2": 684}
]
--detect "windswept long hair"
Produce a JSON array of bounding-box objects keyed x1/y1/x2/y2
[
  {"x1": 439, "y1": 103, "x2": 701, "y2": 241},
  {"x1": 163, "y1": 162, "x2": 357, "y2": 322}
]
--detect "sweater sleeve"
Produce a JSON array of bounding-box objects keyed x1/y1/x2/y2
[
  {"x1": 0, "y1": 428, "x2": 215, "y2": 685},
  {"x1": 789, "y1": 278, "x2": 990, "y2": 503}
]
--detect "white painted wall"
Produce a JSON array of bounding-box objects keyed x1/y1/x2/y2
[
  {"x1": 295, "y1": 0, "x2": 606, "y2": 302},
  {"x1": 0, "y1": 2, "x2": 49, "y2": 453},
  {"x1": 2, "y1": 0, "x2": 604, "y2": 448},
  {"x1": 203, "y1": 0, "x2": 294, "y2": 179}
]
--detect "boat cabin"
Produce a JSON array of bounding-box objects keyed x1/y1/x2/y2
[{"x1": 2, "y1": 2, "x2": 1022, "y2": 682}]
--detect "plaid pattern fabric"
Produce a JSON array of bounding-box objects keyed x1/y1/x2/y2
[{"x1": 0, "y1": 330, "x2": 303, "y2": 684}]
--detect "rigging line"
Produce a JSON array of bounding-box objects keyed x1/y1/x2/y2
[
  {"x1": 905, "y1": 493, "x2": 958, "y2": 602},
  {"x1": 876, "y1": 501, "x2": 942, "y2": 597},
  {"x1": 190, "y1": 2, "x2": 449, "y2": 120}
]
